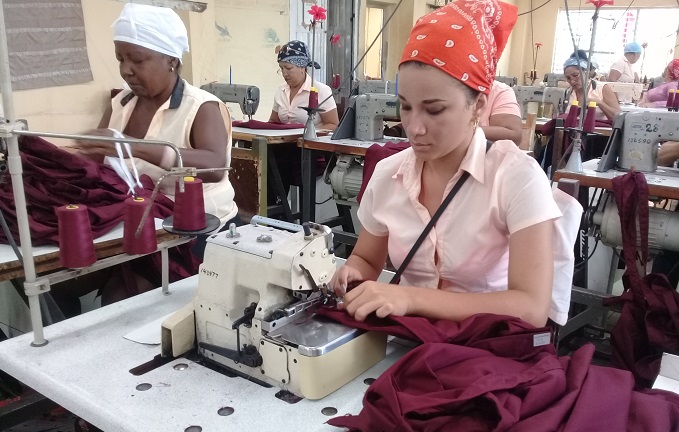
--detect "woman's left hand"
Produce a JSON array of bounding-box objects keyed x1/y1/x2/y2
[
  {"x1": 343, "y1": 281, "x2": 411, "y2": 321},
  {"x1": 72, "y1": 129, "x2": 118, "y2": 162}
]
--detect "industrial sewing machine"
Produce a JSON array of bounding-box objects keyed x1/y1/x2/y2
[
  {"x1": 579, "y1": 111, "x2": 679, "y2": 269},
  {"x1": 543, "y1": 73, "x2": 567, "y2": 88},
  {"x1": 598, "y1": 111, "x2": 679, "y2": 173},
  {"x1": 201, "y1": 83, "x2": 260, "y2": 120},
  {"x1": 495, "y1": 76, "x2": 518, "y2": 87},
  {"x1": 357, "y1": 79, "x2": 397, "y2": 95},
  {"x1": 160, "y1": 220, "x2": 387, "y2": 400},
  {"x1": 514, "y1": 86, "x2": 566, "y2": 119},
  {"x1": 320, "y1": 93, "x2": 403, "y2": 202}
]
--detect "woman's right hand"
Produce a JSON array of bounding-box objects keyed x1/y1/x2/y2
[{"x1": 330, "y1": 264, "x2": 365, "y2": 298}]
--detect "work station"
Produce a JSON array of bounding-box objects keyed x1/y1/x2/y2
[{"x1": 2, "y1": 0, "x2": 679, "y2": 431}]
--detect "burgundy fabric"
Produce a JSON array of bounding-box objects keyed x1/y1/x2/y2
[
  {"x1": 318, "y1": 310, "x2": 679, "y2": 431},
  {"x1": 327, "y1": 341, "x2": 679, "y2": 431},
  {"x1": 0, "y1": 136, "x2": 174, "y2": 246},
  {"x1": 232, "y1": 119, "x2": 305, "y2": 130},
  {"x1": 603, "y1": 171, "x2": 679, "y2": 388},
  {"x1": 318, "y1": 309, "x2": 554, "y2": 360},
  {"x1": 356, "y1": 141, "x2": 411, "y2": 203}
]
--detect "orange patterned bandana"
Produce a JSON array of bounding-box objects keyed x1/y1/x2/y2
[{"x1": 400, "y1": 0, "x2": 518, "y2": 95}]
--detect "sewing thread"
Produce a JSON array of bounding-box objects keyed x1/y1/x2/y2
[
  {"x1": 56, "y1": 204, "x2": 97, "y2": 268},
  {"x1": 123, "y1": 197, "x2": 157, "y2": 254},
  {"x1": 173, "y1": 177, "x2": 206, "y2": 231}
]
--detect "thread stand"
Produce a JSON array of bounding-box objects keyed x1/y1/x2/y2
[
  {"x1": 301, "y1": 106, "x2": 325, "y2": 140},
  {"x1": 162, "y1": 213, "x2": 220, "y2": 236}
]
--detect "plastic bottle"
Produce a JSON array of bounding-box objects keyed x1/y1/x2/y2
[
  {"x1": 583, "y1": 101, "x2": 596, "y2": 133},
  {"x1": 565, "y1": 99, "x2": 579, "y2": 128}
]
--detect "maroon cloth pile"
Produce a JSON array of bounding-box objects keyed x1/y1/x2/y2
[
  {"x1": 232, "y1": 119, "x2": 305, "y2": 130},
  {"x1": 356, "y1": 141, "x2": 410, "y2": 203},
  {"x1": 318, "y1": 310, "x2": 679, "y2": 431},
  {"x1": 0, "y1": 135, "x2": 174, "y2": 246}
]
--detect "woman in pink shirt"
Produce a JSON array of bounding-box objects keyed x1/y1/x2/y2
[
  {"x1": 638, "y1": 59, "x2": 679, "y2": 108},
  {"x1": 331, "y1": 0, "x2": 562, "y2": 328}
]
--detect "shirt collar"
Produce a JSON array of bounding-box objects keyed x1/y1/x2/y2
[
  {"x1": 120, "y1": 77, "x2": 184, "y2": 108},
  {"x1": 394, "y1": 128, "x2": 488, "y2": 185}
]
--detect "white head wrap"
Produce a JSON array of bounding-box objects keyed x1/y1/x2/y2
[{"x1": 112, "y1": 3, "x2": 189, "y2": 63}]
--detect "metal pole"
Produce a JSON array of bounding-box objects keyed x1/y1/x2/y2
[
  {"x1": 565, "y1": 6, "x2": 601, "y2": 173},
  {"x1": 0, "y1": 0, "x2": 47, "y2": 346}
]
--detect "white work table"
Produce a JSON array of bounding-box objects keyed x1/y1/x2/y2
[{"x1": 0, "y1": 275, "x2": 408, "y2": 432}]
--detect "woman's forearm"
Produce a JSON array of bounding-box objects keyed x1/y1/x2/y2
[
  {"x1": 406, "y1": 286, "x2": 549, "y2": 327},
  {"x1": 597, "y1": 101, "x2": 619, "y2": 121},
  {"x1": 345, "y1": 254, "x2": 383, "y2": 282}
]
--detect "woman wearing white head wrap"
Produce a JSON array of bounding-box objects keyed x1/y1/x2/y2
[{"x1": 74, "y1": 3, "x2": 238, "y2": 227}]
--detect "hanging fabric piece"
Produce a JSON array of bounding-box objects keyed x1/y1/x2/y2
[{"x1": 604, "y1": 170, "x2": 679, "y2": 388}]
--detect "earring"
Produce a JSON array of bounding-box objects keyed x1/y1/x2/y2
[
  {"x1": 170, "y1": 67, "x2": 175, "y2": 72},
  {"x1": 472, "y1": 117, "x2": 479, "y2": 129}
]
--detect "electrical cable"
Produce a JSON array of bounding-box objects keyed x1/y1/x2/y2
[
  {"x1": 530, "y1": 0, "x2": 535, "y2": 76},
  {"x1": 315, "y1": 196, "x2": 334, "y2": 205},
  {"x1": 0, "y1": 320, "x2": 27, "y2": 335},
  {"x1": 612, "y1": 0, "x2": 636, "y2": 30},
  {"x1": 518, "y1": 0, "x2": 552, "y2": 17}
]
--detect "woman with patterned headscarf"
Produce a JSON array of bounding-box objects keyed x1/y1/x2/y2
[
  {"x1": 269, "y1": 40, "x2": 339, "y2": 130},
  {"x1": 331, "y1": 0, "x2": 567, "y2": 327},
  {"x1": 639, "y1": 59, "x2": 679, "y2": 108}
]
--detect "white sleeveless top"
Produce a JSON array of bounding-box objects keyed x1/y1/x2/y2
[{"x1": 109, "y1": 79, "x2": 238, "y2": 223}]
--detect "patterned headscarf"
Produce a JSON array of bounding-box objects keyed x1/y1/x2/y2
[
  {"x1": 563, "y1": 50, "x2": 598, "y2": 71},
  {"x1": 277, "y1": 40, "x2": 321, "y2": 69},
  {"x1": 113, "y1": 3, "x2": 189, "y2": 63},
  {"x1": 399, "y1": 0, "x2": 518, "y2": 95},
  {"x1": 667, "y1": 59, "x2": 679, "y2": 81}
]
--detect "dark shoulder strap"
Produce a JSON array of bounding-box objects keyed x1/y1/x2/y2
[{"x1": 390, "y1": 140, "x2": 493, "y2": 284}]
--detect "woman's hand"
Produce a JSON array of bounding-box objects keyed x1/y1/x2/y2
[
  {"x1": 72, "y1": 129, "x2": 118, "y2": 162},
  {"x1": 330, "y1": 264, "x2": 365, "y2": 297},
  {"x1": 343, "y1": 281, "x2": 410, "y2": 321}
]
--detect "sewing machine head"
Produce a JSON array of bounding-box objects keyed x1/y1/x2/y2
[
  {"x1": 495, "y1": 76, "x2": 518, "y2": 87},
  {"x1": 514, "y1": 86, "x2": 565, "y2": 119},
  {"x1": 543, "y1": 73, "x2": 567, "y2": 88},
  {"x1": 354, "y1": 93, "x2": 400, "y2": 141},
  {"x1": 162, "y1": 219, "x2": 387, "y2": 400},
  {"x1": 357, "y1": 79, "x2": 397, "y2": 95},
  {"x1": 200, "y1": 83, "x2": 260, "y2": 120},
  {"x1": 598, "y1": 111, "x2": 679, "y2": 173}
]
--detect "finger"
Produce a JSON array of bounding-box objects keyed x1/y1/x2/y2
[
  {"x1": 375, "y1": 303, "x2": 395, "y2": 318},
  {"x1": 343, "y1": 282, "x2": 366, "y2": 304},
  {"x1": 352, "y1": 300, "x2": 386, "y2": 322}
]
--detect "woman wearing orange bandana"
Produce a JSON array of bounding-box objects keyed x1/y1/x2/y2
[{"x1": 331, "y1": 0, "x2": 563, "y2": 328}]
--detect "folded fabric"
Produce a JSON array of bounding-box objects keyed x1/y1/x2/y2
[
  {"x1": 0, "y1": 136, "x2": 174, "y2": 246},
  {"x1": 232, "y1": 119, "x2": 305, "y2": 130},
  {"x1": 357, "y1": 141, "x2": 410, "y2": 203}
]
